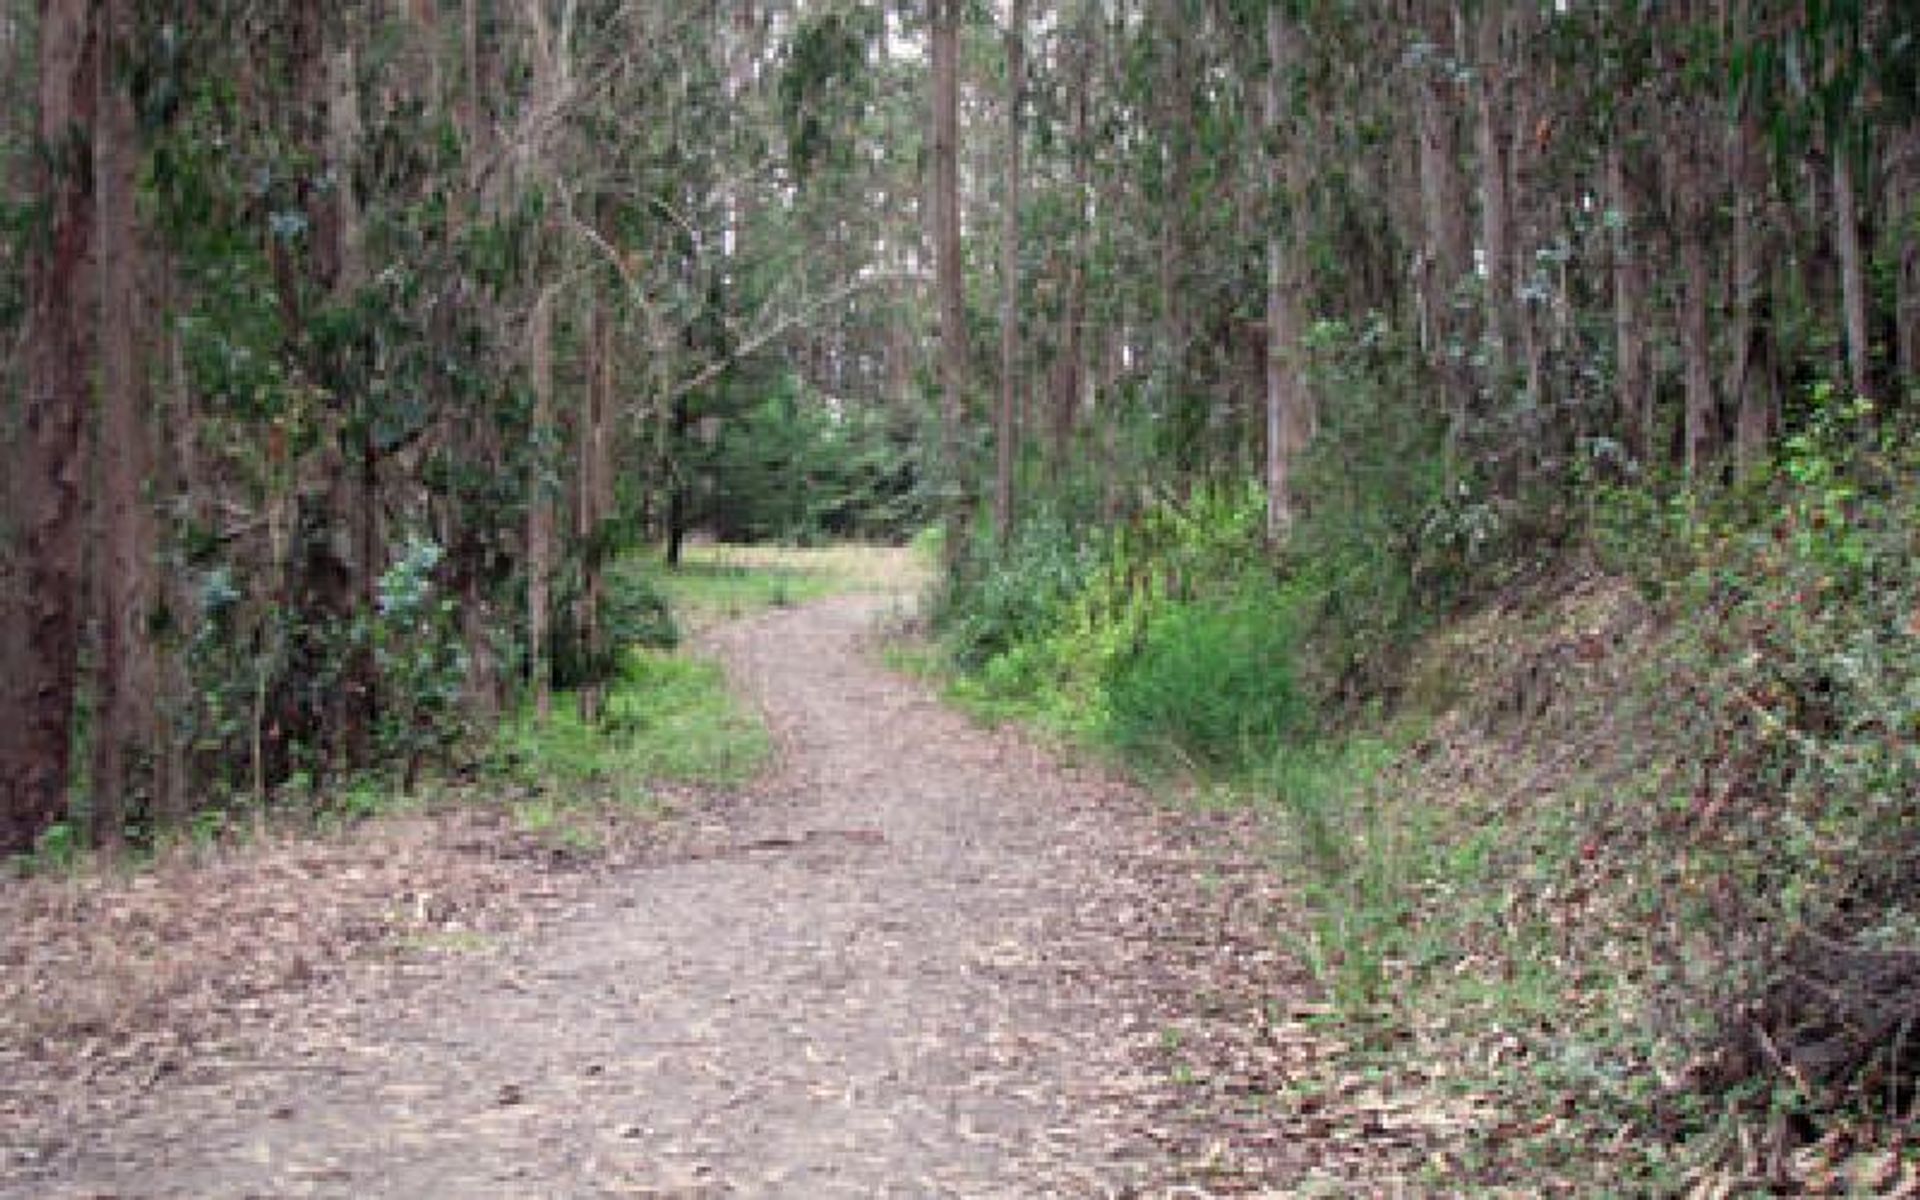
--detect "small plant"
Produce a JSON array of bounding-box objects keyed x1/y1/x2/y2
[
  {"x1": 368, "y1": 537, "x2": 469, "y2": 792},
  {"x1": 17, "y1": 821, "x2": 82, "y2": 875}
]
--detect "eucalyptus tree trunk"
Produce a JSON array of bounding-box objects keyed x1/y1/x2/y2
[
  {"x1": 0, "y1": 0, "x2": 99, "y2": 855},
  {"x1": 1155, "y1": 0, "x2": 1191, "y2": 395},
  {"x1": 1413, "y1": 5, "x2": 1473, "y2": 456},
  {"x1": 577, "y1": 295, "x2": 615, "y2": 724},
  {"x1": 1676, "y1": 119, "x2": 1720, "y2": 475},
  {"x1": 1833, "y1": 138, "x2": 1872, "y2": 398},
  {"x1": 1893, "y1": 124, "x2": 1920, "y2": 386},
  {"x1": 88, "y1": 0, "x2": 161, "y2": 849},
  {"x1": 1504, "y1": 5, "x2": 1546, "y2": 446},
  {"x1": 1608, "y1": 133, "x2": 1654, "y2": 464},
  {"x1": 527, "y1": 288, "x2": 557, "y2": 720},
  {"x1": 1262, "y1": 5, "x2": 1307, "y2": 538},
  {"x1": 1467, "y1": 2, "x2": 1514, "y2": 384},
  {"x1": 1729, "y1": 113, "x2": 1780, "y2": 468},
  {"x1": 994, "y1": 0, "x2": 1024, "y2": 544},
  {"x1": 930, "y1": 0, "x2": 971, "y2": 567},
  {"x1": 1052, "y1": 23, "x2": 1091, "y2": 476},
  {"x1": 519, "y1": 0, "x2": 572, "y2": 721}
]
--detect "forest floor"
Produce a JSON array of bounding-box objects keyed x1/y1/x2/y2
[{"x1": 0, "y1": 572, "x2": 1417, "y2": 1197}]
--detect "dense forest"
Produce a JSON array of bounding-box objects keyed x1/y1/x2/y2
[{"x1": 4, "y1": 0, "x2": 1919, "y2": 1186}]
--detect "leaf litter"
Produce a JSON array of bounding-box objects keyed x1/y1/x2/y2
[{"x1": 2, "y1": 592, "x2": 1458, "y2": 1196}]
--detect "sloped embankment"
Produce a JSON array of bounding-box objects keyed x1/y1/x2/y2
[{"x1": 1279, "y1": 562, "x2": 1919, "y2": 1192}]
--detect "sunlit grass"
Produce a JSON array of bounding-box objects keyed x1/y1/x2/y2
[{"x1": 652, "y1": 542, "x2": 929, "y2": 627}]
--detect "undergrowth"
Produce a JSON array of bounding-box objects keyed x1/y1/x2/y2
[
  {"x1": 497, "y1": 646, "x2": 769, "y2": 795},
  {"x1": 928, "y1": 382, "x2": 1920, "y2": 1189}
]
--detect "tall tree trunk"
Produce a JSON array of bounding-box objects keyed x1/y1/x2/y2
[
  {"x1": 994, "y1": 0, "x2": 1024, "y2": 543},
  {"x1": 1155, "y1": 0, "x2": 1190, "y2": 396},
  {"x1": 1050, "y1": 15, "x2": 1092, "y2": 477},
  {"x1": 1833, "y1": 137, "x2": 1872, "y2": 398},
  {"x1": 1892, "y1": 123, "x2": 1920, "y2": 388},
  {"x1": 527, "y1": 287, "x2": 556, "y2": 720},
  {"x1": 576, "y1": 294, "x2": 615, "y2": 724},
  {"x1": 1263, "y1": 6, "x2": 1307, "y2": 538},
  {"x1": 0, "y1": 0, "x2": 99, "y2": 855},
  {"x1": 1467, "y1": 2, "x2": 1514, "y2": 384},
  {"x1": 930, "y1": 0, "x2": 970, "y2": 567},
  {"x1": 1666, "y1": 95, "x2": 1720, "y2": 476},
  {"x1": 88, "y1": 0, "x2": 160, "y2": 849},
  {"x1": 1504, "y1": 7, "x2": 1547, "y2": 454},
  {"x1": 154, "y1": 268, "x2": 195, "y2": 828},
  {"x1": 1414, "y1": 14, "x2": 1473, "y2": 456},
  {"x1": 1729, "y1": 114, "x2": 1779, "y2": 468},
  {"x1": 1608, "y1": 133, "x2": 1654, "y2": 463}
]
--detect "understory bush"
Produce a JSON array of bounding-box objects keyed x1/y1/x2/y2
[
  {"x1": 935, "y1": 324, "x2": 1466, "y2": 779},
  {"x1": 1648, "y1": 394, "x2": 1920, "y2": 1126},
  {"x1": 938, "y1": 510, "x2": 1099, "y2": 670},
  {"x1": 939, "y1": 483, "x2": 1308, "y2": 774},
  {"x1": 549, "y1": 556, "x2": 679, "y2": 690},
  {"x1": 1105, "y1": 588, "x2": 1307, "y2": 773},
  {"x1": 932, "y1": 369, "x2": 1920, "y2": 1181}
]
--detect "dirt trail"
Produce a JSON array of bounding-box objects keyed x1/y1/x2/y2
[{"x1": 16, "y1": 595, "x2": 1312, "y2": 1197}]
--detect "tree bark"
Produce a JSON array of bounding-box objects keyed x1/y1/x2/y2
[
  {"x1": 1414, "y1": 15, "x2": 1473, "y2": 453},
  {"x1": 994, "y1": 0, "x2": 1024, "y2": 543},
  {"x1": 1467, "y1": 2, "x2": 1514, "y2": 383},
  {"x1": 1263, "y1": 6, "x2": 1307, "y2": 538},
  {"x1": 1729, "y1": 114, "x2": 1779, "y2": 468},
  {"x1": 1893, "y1": 123, "x2": 1920, "y2": 388},
  {"x1": 1669, "y1": 103, "x2": 1719, "y2": 475},
  {"x1": 1, "y1": 0, "x2": 99, "y2": 855},
  {"x1": 1051, "y1": 21, "x2": 1091, "y2": 475},
  {"x1": 1156, "y1": 0, "x2": 1191, "y2": 396},
  {"x1": 1833, "y1": 137, "x2": 1872, "y2": 398},
  {"x1": 527, "y1": 287, "x2": 556, "y2": 719},
  {"x1": 576, "y1": 294, "x2": 615, "y2": 724},
  {"x1": 1608, "y1": 133, "x2": 1654, "y2": 464},
  {"x1": 88, "y1": 0, "x2": 161, "y2": 849},
  {"x1": 930, "y1": 0, "x2": 971, "y2": 567}
]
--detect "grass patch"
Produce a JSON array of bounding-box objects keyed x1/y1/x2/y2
[
  {"x1": 499, "y1": 646, "x2": 770, "y2": 795},
  {"x1": 654, "y1": 543, "x2": 927, "y2": 627}
]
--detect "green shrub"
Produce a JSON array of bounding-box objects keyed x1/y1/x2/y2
[
  {"x1": 549, "y1": 556, "x2": 679, "y2": 690},
  {"x1": 1104, "y1": 587, "x2": 1308, "y2": 775},
  {"x1": 938, "y1": 511, "x2": 1098, "y2": 669},
  {"x1": 1283, "y1": 318, "x2": 1457, "y2": 708}
]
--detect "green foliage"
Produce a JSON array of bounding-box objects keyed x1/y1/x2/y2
[
  {"x1": 499, "y1": 648, "x2": 769, "y2": 792},
  {"x1": 549, "y1": 557, "x2": 680, "y2": 691},
  {"x1": 1258, "y1": 738, "x2": 1408, "y2": 1016},
  {"x1": 1105, "y1": 589, "x2": 1307, "y2": 775},
  {"x1": 1649, "y1": 394, "x2": 1920, "y2": 1112},
  {"x1": 13, "y1": 822, "x2": 82, "y2": 877},
  {"x1": 368, "y1": 537, "x2": 469, "y2": 780},
  {"x1": 1282, "y1": 318, "x2": 1464, "y2": 707},
  {"x1": 938, "y1": 510, "x2": 1099, "y2": 670},
  {"x1": 938, "y1": 484, "x2": 1313, "y2": 775},
  {"x1": 779, "y1": 9, "x2": 882, "y2": 181},
  {"x1": 703, "y1": 380, "x2": 925, "y2": 546}
]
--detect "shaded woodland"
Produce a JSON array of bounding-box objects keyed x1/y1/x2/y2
[
  {"x1": 4, "y1": 0, "x2": 1915, "y2": 850},
  {"x1": 4, "y1": 0, "x2": 1919, "y2": 1184}
]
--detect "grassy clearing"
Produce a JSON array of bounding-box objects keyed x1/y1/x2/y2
[{"x1": 653, "y1": 542, "x2": 928, "y2": 627}]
